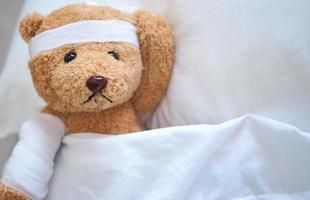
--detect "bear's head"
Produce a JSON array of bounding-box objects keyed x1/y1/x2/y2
[{"x1": 19, "y1": 4, "x2": 174, "y2": 115}]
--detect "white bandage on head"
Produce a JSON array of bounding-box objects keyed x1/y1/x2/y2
[{"x1": 29, "y1": 19, "x2": 139, "y2": 57}]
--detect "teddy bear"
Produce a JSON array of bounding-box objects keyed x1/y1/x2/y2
[{"x1": 0, "y1": 3, "x2": 174, "y2": 199}]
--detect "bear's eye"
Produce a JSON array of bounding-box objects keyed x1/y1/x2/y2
[
  {"x1": 107, "y1": 51, "x2": 119, "y2": 60},
  {"x1": 64, "y1": 51, "x2": 77, "y2": 63}
]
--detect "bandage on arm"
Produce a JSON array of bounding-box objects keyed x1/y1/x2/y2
[{"x1": 1, "y1": 113, "x2": 65, "y2": 200}]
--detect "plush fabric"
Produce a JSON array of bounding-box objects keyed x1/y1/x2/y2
[
  {"x1": 18, "y1": 4, "x2": 174, "y2": 134},
  {"x1": 0, "y1": 0, "x2": 143, "y2": 138},
  {"x1": 1, "y1": 3, "x2": 174, "y2": 199},
  {"x1": 0, "y1": 183, "x2": 30, "y2": 200}
]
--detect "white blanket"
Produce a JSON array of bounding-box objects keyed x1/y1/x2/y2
[{"x1": 1, "y1": 115, "x2": 310, "y2": 200}]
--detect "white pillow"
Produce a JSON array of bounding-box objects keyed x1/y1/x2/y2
[{"x1": 141, "y1": 0, "x2": 310, "y2": 132}]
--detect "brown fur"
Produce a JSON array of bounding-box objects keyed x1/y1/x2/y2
[
  {"x1": 133, "y1": 10, "x2": 174, "y2": 114},
  {"x1": 0, "y1": 4, "x2": 174, "y2": 199},
  {"x1": 18, "y1": 4, "x2": 174, "y2": 135},
  {"x1": 0, "y1": 182, "x2": 30, "y2": 200},
  {"x1": 43, "y1": 101, "x2": 142, "y2": 134},
  {"x1": 19, "y1": 13, "x2": 44, "y2": 43}
]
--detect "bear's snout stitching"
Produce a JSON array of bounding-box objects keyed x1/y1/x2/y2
[{"x1": 82, "y1": 92, "x2": 113, "y2": 105}]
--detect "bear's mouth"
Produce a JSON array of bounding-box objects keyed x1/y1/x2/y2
[{"x1": 82, "y1": 92, "x2": 113, "y2": 105}]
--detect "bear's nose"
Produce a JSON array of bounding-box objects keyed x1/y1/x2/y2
[{"x1": 86, "y1": 75, "x2": 108, "y2": 93}]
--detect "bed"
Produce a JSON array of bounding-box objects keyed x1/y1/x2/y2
[{"x1": 0, "y1": 0, "x2": 310, "y2": 199}]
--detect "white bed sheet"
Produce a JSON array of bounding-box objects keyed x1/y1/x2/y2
[
  {"x1": 9, "y1": 115, "x2": 309, "y2": 199},
  {"x1": 1, "y1": 115, "x2": 310, "y2": 199}
]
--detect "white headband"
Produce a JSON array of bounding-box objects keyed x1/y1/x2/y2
[{"x1": 29, "y1": 19, "x2": 139, "y2": 57}]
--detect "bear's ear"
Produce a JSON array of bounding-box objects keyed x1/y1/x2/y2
[
  {"x1": 132, "y1": 10, "x2": 174, "y2": 115},
  {"x1": 19, "y1": 13, "x2": 45, "y2": 43}
]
